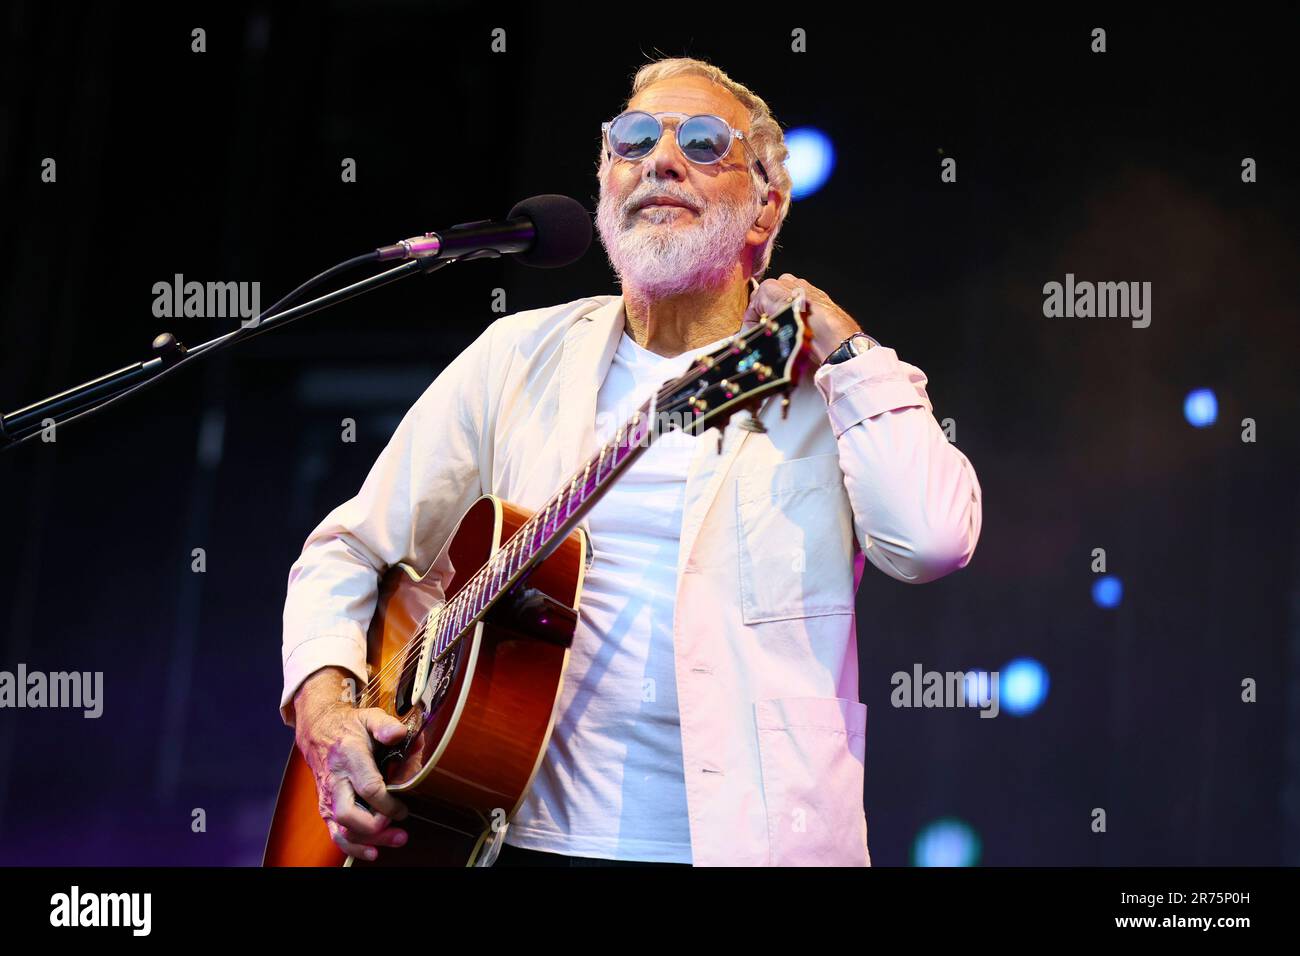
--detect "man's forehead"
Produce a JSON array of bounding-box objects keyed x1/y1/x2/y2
[{"x1": 627, "y1": 78, "x2": 748, "y2": 130}]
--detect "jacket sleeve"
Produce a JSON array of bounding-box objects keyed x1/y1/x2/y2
[
  {"x1": 812, "y1": 345, "x2": 982, "y2": 585},
  {"x1": 278, "y1": 321, "x2": 505, "y2": 725}
]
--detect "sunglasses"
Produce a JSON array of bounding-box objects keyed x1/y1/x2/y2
[{"x1": 602, "y1": 110, "x2": 769, "y2": 182}]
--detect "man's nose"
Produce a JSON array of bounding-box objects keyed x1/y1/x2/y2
[{"x1": 640, "y1": 127, "x2": 689, "y2": 183}]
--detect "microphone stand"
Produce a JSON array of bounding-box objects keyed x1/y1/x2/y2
[{"x1": 0, "y1": 251, "x2": 479, "y2": 452}]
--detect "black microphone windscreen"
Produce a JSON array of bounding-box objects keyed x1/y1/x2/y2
[{"x1": 508, "y1": 194, "x2": 593, "y2": 268}]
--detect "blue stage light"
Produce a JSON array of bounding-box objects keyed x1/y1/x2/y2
[
  {"x1": 912, "y1": 818, "x2": 982, "y2": 867},
  {"x1": 1184, "y1": 388, "x2": 1218, "y2": 427},
  {"x1": 784, "y1": 127, "x2": 835, "y2": 199},
  {"x1": 1092, "y1": 575, "x2": 1123, "y2": 609},
  {"x1": 1001, "y1": 657, "x2": 1049, "y2": 716}
]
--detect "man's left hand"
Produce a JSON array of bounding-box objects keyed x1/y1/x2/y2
[{"x1": 742, "y1": 274, "x2": 864, "y2": 365}]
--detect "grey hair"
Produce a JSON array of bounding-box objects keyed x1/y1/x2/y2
[{"x1": 597, "y1": 56, "x2": 792, "y2": 280}]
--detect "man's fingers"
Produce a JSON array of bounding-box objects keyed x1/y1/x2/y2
[
  {"x1": 311, "y1": 708, "x2": 411, "y2": 836},
  {"x1": 327, "y1": 820, "x2": 380, "y2": 862},
  {"x1": 360, "y1": 707, "x2": 409, "y2": 745},
  {"x1": 745, "y1": 278, "x2": 800, "y2": 324},
  {"x1": 338, "y1": 709, "x2": 409, "y2": 820},
  {"x1": 348, "y1": 755, "x2": 410, "y2": 821},
  {"x1": 330, "y1": 776, "x2": 395, "y2": 837},
  {"x1": 341, "y1": 824, "x2": 409, "y2": 849}
]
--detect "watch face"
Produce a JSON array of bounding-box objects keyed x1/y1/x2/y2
[
  {"x1": 849, "y1": 334, "x2": 876, "y2": 355},
  {"x1": 824, "y1": 333, "x2": 877, "y2": 366}
]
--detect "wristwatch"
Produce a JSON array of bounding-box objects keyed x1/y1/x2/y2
[{"x1": 822, "y1": 331, "x2": 878, "y2": 366}]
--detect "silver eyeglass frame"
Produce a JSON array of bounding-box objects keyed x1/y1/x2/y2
[{"x1": 601, "y1": 110, "x2": 770, "y2": 183}]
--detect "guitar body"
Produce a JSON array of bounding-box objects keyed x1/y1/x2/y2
[{"x1": 263, "y1": 494, "x2": 588, "y2": 867}]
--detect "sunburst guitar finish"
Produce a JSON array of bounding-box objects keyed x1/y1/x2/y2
[{"x1": 264, "y1": 495, "x2": 587, "y2": 866}]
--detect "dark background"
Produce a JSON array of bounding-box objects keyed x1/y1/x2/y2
[{"x1": 0, "y1": 3, "x2": 1296, "y2": 865}]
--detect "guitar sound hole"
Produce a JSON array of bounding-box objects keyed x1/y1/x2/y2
[{"x1": 394, "y1": 654, "x2": 419, "y2": 717}]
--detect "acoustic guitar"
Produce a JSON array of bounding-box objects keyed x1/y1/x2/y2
[{"x1": 263, "y1": 292, "x2": 810, "y2": 866}]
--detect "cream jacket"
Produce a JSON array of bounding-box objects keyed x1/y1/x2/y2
[{"x1": 281, "y1": 285, "x2": 983, "y2": 866}]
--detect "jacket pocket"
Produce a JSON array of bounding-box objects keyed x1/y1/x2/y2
[
  {"x1": 754, "y1": 696, "x2": 869, "y2": 866},
  {"x1": 735, "y1": 453, "x2": 855, "y2": 624}
]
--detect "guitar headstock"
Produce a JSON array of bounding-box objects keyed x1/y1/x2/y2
[{"x1": 656, "y1": 290, "x2": 813, "y2": 437}]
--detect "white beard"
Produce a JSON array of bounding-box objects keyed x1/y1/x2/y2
[{"x1": 596, "y1": 179, "x2": 760, "y2": 298}]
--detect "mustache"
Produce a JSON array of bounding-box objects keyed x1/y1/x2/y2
[{"x1": 623, "y1": 187, "x2": 701, "y2": 215}]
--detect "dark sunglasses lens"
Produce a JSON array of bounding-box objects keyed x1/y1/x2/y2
[
  {"x1": 609, "y1": 113, "x2": 660, "y2": 159},
  {"x1": 678, "y1": 116, "x2": 730, "y2": 163}
]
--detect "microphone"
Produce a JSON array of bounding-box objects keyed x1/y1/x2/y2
[{"x1": 375, "y1": 194, "x2": 593, "y2": 268}]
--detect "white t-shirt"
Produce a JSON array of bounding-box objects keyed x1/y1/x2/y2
[{"x1": 502, "y1": 326, "x2": 735, "y2": 862}]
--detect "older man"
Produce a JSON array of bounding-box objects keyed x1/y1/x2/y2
[{"x1": 280, "y1": 57, "x2": 982, "y2": 866}]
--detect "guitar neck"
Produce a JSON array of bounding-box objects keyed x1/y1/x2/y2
[
  {"x1": 428, "y1": 390, "x2": 672, "y2": 659},
  {"x1": 425, "y1": 297, "x2": 808, "y2": 661}
]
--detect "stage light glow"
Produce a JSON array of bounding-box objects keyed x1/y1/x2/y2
[
  {"x1": 912, "y1": 818, "x2": 981, "y2": 867},
  {"x1": 1092, "y1": 575, "x2": 1123, "y2": 609},
  {"x1": 1001, "y1": 657, "x2": 1049, "y2": 716},
  {"x1": 1184, "y1": 388, "x2": 1218, "y2": 427},
  {"x1": 784, "y1": 127, "x2": 835, "y2": 199}
]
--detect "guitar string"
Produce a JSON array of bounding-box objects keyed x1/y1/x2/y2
[
  {"x1": 355, "y1": 313, "x2": 790, "y2": 709},
  {"x1": 355, "y1": 412, "x2": 648, "y2": 708},
  {"x1": 355, "y1": 411, "x2": 644, "y2": 707},
  {"x1": 355, "y1": 417, "x2": 642, "y2": 708}
]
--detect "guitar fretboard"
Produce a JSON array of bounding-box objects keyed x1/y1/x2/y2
[
  {"x1": 423, "y1": 388, "x2": 675, "y2": 661},
  {"x1": 404, "y1": 307, "x2": 798, "y2": 671}
]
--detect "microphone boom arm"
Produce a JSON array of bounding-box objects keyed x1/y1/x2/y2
[{"x1": 0, "y1": 254, "x2": 455, "y2": 452}]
